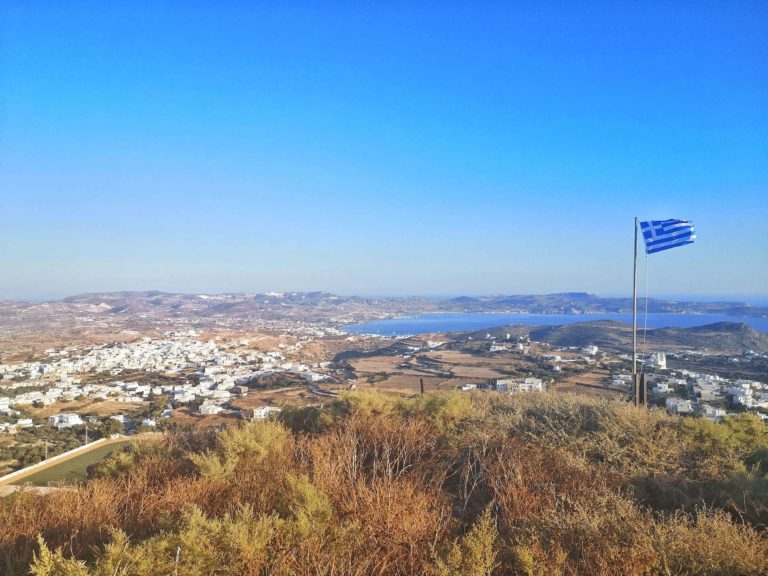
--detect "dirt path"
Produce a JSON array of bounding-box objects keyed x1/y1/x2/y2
[{"x1": 0, "y1": 484, "x2": 72, "y2": 497}]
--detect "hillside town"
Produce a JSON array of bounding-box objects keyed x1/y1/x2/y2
[
  {"x1": 1, "y1": 326, "x2": 764, "y2": 442},
  {"x1": 0, "y1": 331, "x2": 338, "y2": 436}
]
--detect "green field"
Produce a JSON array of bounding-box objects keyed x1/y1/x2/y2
[{"x1": 12, "y1": 440, "x2": 131, "y2": 487}]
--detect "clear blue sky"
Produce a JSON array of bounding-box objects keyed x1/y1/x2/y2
[{"x1": 1, "y1": 2, "x2": 766, "y2": 300}]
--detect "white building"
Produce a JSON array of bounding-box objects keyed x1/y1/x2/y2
[
  {"x1": 48, "y1": 413, "x2": 84, "y2": 428},
  {"x1": 518, "y1": 377, "x2": 544, "y2": 392},
  {"x1": 651, "y1": 382, "x2": 670, "y2": 394},
  {"x1": 199, "y1": 403, "x2": 223, "y2": 415},
  {"x1": 665, "y1": 397, "x2": 694, "y2": 414},
  {"x1": 647, "y1": 353, "x2": 667, "y2": 370},
  {"x1": 492, "y1": 377, "x2": 544, "y2": 394},
  {"x1": 731, "y1": 389, "x2": 754, "y2": 407},
  {"x1": 252, "y1": 406, "x2": 282, "y2": 420},
  {"x1": 700, "y1": 404, "x2": 727, "y2": 421}
]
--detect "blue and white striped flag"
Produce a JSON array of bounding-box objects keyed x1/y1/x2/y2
[{"x1": 640, "y1": 219, "x2": 696, "y2": 254}]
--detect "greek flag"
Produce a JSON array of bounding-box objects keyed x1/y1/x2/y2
[{"x1": 640, "y1": 219, "x2": 696, "y2": 254}]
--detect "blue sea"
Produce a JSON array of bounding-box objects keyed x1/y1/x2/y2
[{"x1": 345, "y1": 312, "x2": 768, "y2": 336}]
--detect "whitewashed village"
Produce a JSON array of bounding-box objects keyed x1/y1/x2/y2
[
  {"x1": 1, "y1": 328, "x2": 765, "y2": 447},
  {"x1": 0, "y1": 331, "x2": 340, "y2": 438}
]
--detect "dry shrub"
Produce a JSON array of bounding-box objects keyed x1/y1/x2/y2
[
  {"x1": 310, "y1": 411, "x2": 445, "y2": 488},
  {"x1": 653, "y1": 508, "x2": 768, "y2": 576},
  {"x1": 486, "y1": 439, "x2": 622, "y2": 526},
  {"x1": 0, "y1": 450, "x2": 195, "y2": 572},
  {"x1": 305, "y1": 411, "x2": 454, "y2": 573},
  {"x1": 479, "y1": 393, "x2": 684, "y2": 480},
  {"x1": 433, "y1": 504, "x2": 498, "y2": 576},
  {"x1": 5, "y1": 392, "x2": 768, "y2": 575},
  {"x1": 187, "y1": 419, "x2": 291, "y2": 478},
  {"x1": 345, "y1": 476, "x2": 452, "y2": 571},
  {"x1": 486, "y1": 439, "x2": 657, "y2": 575}
]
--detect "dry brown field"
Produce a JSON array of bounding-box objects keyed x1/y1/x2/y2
[
  {"x1": 348, "y1": 348, "x2": 528, "y2": 396},
  {"x1": 449, "y1": 365, "x2": 506, "y2": 379},
  {"x1": 230, "y1": 386, "x2": 316, "y2": 410},
  {"x1": 368, "y1": 374, "x2": 451, "y2": 395},
  {"x1": 423, "y1": 350, "x2": 531, "y2": 372},
  {"x1": 76, "y1": 400, "x2": 146, "y2": 416},
  {"x1": 27, "y1": 399, "x2": 147, "y2": 419},
  {"x1": 26, "y1": 399, "x2": 94, "y2": 418},
  {"x1": 0, "y1": 331, "x2": 148, "y2": 363},
  {"x1": 553, "y1": 368, "x2": 623, "y2": 398},
  {"x1": 348, "y1": 356, "x2": 403, "y2": 374},
  {"x1": 169, "y1": 408, "x2": 234, "y2": 427}
]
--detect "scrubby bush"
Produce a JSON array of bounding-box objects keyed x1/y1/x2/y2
[{"x1": 2, "y1": 391, "x2": 768, "y2": 575}]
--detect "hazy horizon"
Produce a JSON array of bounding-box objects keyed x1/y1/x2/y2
[{"x1": 6, "y1": 288, "x2": 768, "y2": 308}]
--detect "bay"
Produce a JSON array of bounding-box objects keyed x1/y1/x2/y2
[{"x1": 345, "y1": 312, "x2": 768, "y2": 336}]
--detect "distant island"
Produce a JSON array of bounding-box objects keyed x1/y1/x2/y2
[{"x1": 440, "y1": 292, "x2": 768, "y2": 317}]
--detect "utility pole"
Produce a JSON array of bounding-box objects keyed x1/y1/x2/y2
[
  {"x1": 44, "y1": 440, "x2": 48, "y2": 460},
  {"x1": 419, "y1": 378, "x2": 424, "y2": 396},
  {"x1": 85, "y1": 424, "x2": 88, "y2": 444}
]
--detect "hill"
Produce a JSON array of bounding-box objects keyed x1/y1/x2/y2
[
  {"x1": 444, "y1": 292, "x2": 768, "y2": 317},
  {"x1": 0, "y1": 291, "x2": 435, "y2": 336},
  {"x1": 472, "y1": 320, "x2": 768, "y2": 355},
  {"x1": 1, "y1": 290, "x2": 766, "y2": 337}
]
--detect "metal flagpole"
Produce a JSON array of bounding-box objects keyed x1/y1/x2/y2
[
  {"x1": 632, "y1": 217, "x2": 645, "y2": 406},
  {"x1": 632, "y1": 217, "x2": 638, "y2": 377},
  {"x1": 631, "y1": 217, "x2": 647, "y2": 406}
]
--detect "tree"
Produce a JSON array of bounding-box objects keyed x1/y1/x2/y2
[{"x1": 101, "y1": 418, "x2": 124, "y2": 437}]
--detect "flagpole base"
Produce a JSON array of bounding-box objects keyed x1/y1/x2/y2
[{"x1": 633, "y1": 374, "x2": 647, "y2": 407}]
